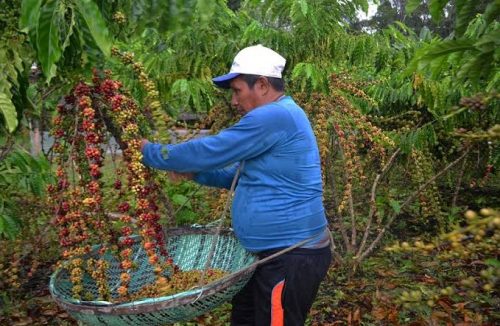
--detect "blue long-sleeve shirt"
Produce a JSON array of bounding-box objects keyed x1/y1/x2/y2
[{"x1": 142, "y1": 96, "x2": 328, "y2": 252}]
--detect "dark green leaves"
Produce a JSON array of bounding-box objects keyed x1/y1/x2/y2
[
  {"x1": 196, "y1": 0, "x2": 218, "y2": 24},
  {"x1": 19, "y1": 0, "x2": 42, "y2": 33},
  {"x1": 20, "y1": 0, "x2": 112, "y2": 83},
  {"x1": 74, "y1": 0, "x2": 111, "y2": 57},
  {"x1": 455, "y1": 0, "x2": 478, "y2": 36},
  {"x1": 36, "y1": 0, "x2": 62, "y2": 83},
  {"x1": 421, "y1": 39, "x2": 475, "y2": 59},
  {"x1": 0, "y1": 47, "x2": 23, "y2": 133},
  {"x1": 0, "y1": 92, "x2": 18, "y2": 133},
  {"x1": 405, "y1": 0, "x2": 422, "y2": 15},
  {"x1": 429, "y1": 0, "x2": 449, "y2": 23},
  {"x1": 0, "y1": 150, "x2": 54, "y2": 239},
  {"x1": 0, "y1": 213, "x2": 21, "y2": 240},
  {"x1": 407, "y1": 16, "x2": 499, "y2": 89}
]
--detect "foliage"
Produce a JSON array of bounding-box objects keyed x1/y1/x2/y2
[
  {"x1": 0, "y1": 0, "x2": 29, "y2": 134},
  {"x1": 0, "y1": 149, "x2": 53, "y2": 239},
  {"x1": 383, "y1": 208, "x2": 499, "y2": 323},
  {"x1": 0, "y1": 0, "x2": 498, "y2": 324},
  {"x1": 19, "y1": 0, "x2": 112, "y2": 83},
  {"x1": 353, "y1": 0, "x2": 456, "y2": 36},
  {"x1": 164, "y1": 181, "x2": 210, "y2": 226},
  {"x1": 406, "y1": 1, "x2": 499, "y2": 90}
]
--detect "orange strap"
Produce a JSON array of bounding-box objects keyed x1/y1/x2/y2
[{"x1": 271, "y1": 280, "x2": 285, "y2": 326}]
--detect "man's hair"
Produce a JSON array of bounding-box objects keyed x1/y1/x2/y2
[{"x1": 239, "y1": 74, "x2": 285, "y2": 92}]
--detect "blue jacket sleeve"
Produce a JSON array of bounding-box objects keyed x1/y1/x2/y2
[
  {"x1": 141, "y1": 106, "x2": 285, "y2": 172},
  {"x1": 193, "y1": 163, "x2": 239, "y2": 189}
]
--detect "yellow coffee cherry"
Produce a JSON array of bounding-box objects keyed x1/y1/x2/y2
[{"x1": 464, "y1": 210, "x2": 477, "y2": 220}]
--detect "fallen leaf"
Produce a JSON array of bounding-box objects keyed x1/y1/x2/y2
[
  {"x1": 453, "y1": 301, "x2": 469, "y2": 312},
  {"x1": 353, "y1": 307, "x2": 360, "y2": 323},
  {"x1": 376, "y1": 269, "x2": 396, "y2": 277},
  {"x1": 416, "y1": 274, "x2": 437, "y2": 284},
  {"x1": 420, "y1": 261, "x2": 439, "y2": 267},
  {"x1": 384, "y1": 282, "x2": 398, "y2": 289},
  {"x1": 57, "y1": 312, "x2": 70, "y2": 319},
  {"x1": 387, "y1": 308, "x2": 399, "y2": 325},
  {"x1": 437, "y1": 298, "x2": 453, "y2": 314},
  {"x1": 431, "y1": 310, "x2": 450, "y2": 322},
  {"x1": 41, "y1": 309, "x2": 57, "y2": 317},
  {"x1": 34, "y1": 295, "x2": 53, "y2": 304},
  {"x1": 12, "y1": 317, "x2": 33, "y2": 326},
  {"x1": 372, "y1": 306, "x2": 387, "y2": 320}
]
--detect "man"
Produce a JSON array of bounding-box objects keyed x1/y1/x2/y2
[{"x1": 141, "y1": 44, "x2": 331, "y2": 325}]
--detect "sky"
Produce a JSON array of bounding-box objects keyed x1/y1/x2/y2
[{"x1": 357, "y1": 1, "x2": 378, "y2": 20}]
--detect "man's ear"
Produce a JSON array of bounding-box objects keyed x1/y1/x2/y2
[{"x1": 257, "y1": 76, "x2": 271, "y2": 95}]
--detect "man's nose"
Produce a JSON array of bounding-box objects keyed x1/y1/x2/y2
[{"x1": 231, "y1": 94, "x2": 238, "y2": 107}]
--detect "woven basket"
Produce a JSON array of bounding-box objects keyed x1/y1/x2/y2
[{"x1": 49, "y1": 227, "x2": 257, "y2": 325}]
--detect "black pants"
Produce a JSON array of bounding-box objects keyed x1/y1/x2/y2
[{"x1": 231, "y1": 245, "x2": 332, "y2": 326}]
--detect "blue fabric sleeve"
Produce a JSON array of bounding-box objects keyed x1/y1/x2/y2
[
  {"x1": 141, "y1": 106, "x2": 285, "y2": 172},
  {"x1": 193, "y1": 163, "x2": 239, "y2": 189}
]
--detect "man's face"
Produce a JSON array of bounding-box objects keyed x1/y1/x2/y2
[{"x1": 229, "y1": 76, "x2": 261, "y2": 115}]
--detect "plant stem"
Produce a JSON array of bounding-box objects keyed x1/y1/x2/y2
[
  {"x1": 452, "y1": 152, "x2": 468, "y2": 208},
  {"x1": 357, "y1": 148, "x2": 469, "y2": 262},
  {"x1": 334, "y1": 138, "x2": 353, "y2": 253},
  {"x1": 356, "y1": 148, "x2": 400, "y2": 257}
]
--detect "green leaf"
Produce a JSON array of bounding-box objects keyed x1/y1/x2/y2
[
  {"x1": 484, "y1": 2, "x2": 500, "y2": 24},
  {"x1": 175, "y1": 209, "x2": 197, "y2": 225},
  {"x1": 60, "y1": 7, "x2": 76, "y2": 52},
  {"x1": 77, "y1": 16, "x2": 102, "y2": 65},
  {"x1": 0, "y1": 216, "x2": 4, "y2": 237},
  {"x1": 0, "y1": 92, "x2": 18, "y2": 133},
  {"x1": 455, "y1": 0, "x2": 477, "y2": 36},
  {"x1": 422, "y1": 39, "x2": 475, "y2": 61},
  {"x1": 0, "y1": 213, "x2": 20, "y2": 239},
  {"x1": 196, "y1": 0, "x2": 217, "y2": 23},
  {"x1": 484, "y1": 258, "x2": 500, "y2": 268},
  {"x1": 429, "y1": 0, "x2": 449, "y2": 23},
  {"x1": 172, "y1": 194, "x2": 190, "y2": 207},
  {"x1": 20, "y1": 0, "x2": 42, "y2": 32},
  {"x1": 0, "y1": 49, "x2": 21, "y2": 91},
  {"x1": 419, "y1": 26, "x2": 432, "y2": 41},
  {"x1": 36, "y1": 0, "x2": 62, "y2": 83},
  {"x1": 405, "y1": 0, "x2": 422, "y2": 15},
  {"x1": 0, "y1": 70, "x2": 11, "y2": 97},
  {"x1": 474, "y1": 28, "x2": 500, "y2": 52},
  {"x1": 75, "y1": 0, "x2": 112, "y2": 57},
  {"x1": 298, "y1": 0, "x2": 309, "y2": 16},
  {"x1": 389, "y1": 199, "x2": 401, "y2": 214},
  {"x1": 30, "y1": 173, "x2": 43, "y2": 197},
  {"x1": 457, "y1": 52, "x2": 492, "y2": 85},
  {"x1": 358, "y1": 0, "x2": 369, "y2": 14}
]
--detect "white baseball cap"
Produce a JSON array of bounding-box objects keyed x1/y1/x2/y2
[{"x1": 212, "y1": 44, "x2": 286, "y2": 88}]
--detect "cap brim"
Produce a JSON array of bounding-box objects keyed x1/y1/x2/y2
[{"x1": 212, "y1": 72, "x2": 240, "y2": 89}]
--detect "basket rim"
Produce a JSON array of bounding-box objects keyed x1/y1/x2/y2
[{"x1": 49, "y1": 227, "x2": 257, "y2": 315}]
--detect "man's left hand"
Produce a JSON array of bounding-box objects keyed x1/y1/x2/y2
[{"x1": 140, "y1": 139, "x2": 149, "y2": 152}]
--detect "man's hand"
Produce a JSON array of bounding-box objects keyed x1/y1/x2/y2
[
  {"x1": 140, "y1": 139, "x2": 192, "y2": 182},
  {"x1": 140, "y1": 139, "x2": 149, "y2": 152},
  {"x1": 168, "y1": 171, "x2": 194, "y2": 184}
]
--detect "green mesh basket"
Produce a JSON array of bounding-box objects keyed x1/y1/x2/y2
[{"x1": 49, "y1": 227, "x2": 257, "y2": 325}]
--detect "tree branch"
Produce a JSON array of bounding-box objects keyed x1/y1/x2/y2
[
  {"x1": 357, "y1": 148, "x2": 470, "y2": 262},
  {"x1": 356, "y1": 148, "x2": 401, "y2": 257},
  {"x1": 334, "y1": 140, "x2": 353, "y2": 253},
  {"x1": 452, "y1": 152, "x2": 468, "y2": 208}
]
